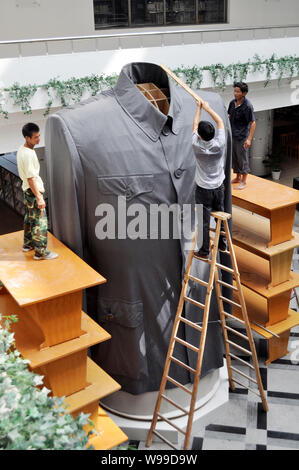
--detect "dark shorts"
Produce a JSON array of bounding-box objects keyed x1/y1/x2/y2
[{"x1": 232, "y1": 139, "x2": 250, "y2": 174}]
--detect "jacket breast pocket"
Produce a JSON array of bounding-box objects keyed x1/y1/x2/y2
[
  {"x1": 96, "y1": 298, "x2": 148, "y2": 381},
  {"x1": 97, "y1": 174, "x2": 154, "y2": 203}
]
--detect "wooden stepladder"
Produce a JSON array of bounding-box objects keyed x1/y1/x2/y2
[{"x1": 146, "y1": 211, "x2": 268, "y2": 451}]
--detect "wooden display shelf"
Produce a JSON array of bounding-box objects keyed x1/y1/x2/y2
[
  {"x1": 0, "y1": 231, "x2": 106, "y2": 348},
  {"x1": 0, "y1": 292, "x2": 110, "y2": 368},
  {"x1": 65, "y1": 361, "x2": 127, "y2": 449},
  {"x1": 232, "y1": 206, "x2": 299, "y2": 287},
  {"x1": 64, "y1": 357, "x2": 121, "y2": 415},
  {"x1": 0, "y1": 230, "x2": 106, "y2": 306},
  {"x1": 0, "y1": 230, "x2": 126, "y2": 447},
  {"x1": 233, "y1": 284, "x2": 295, "y2": 327},
  {"x1": 87, "y1": 405, "x2": 128, "y2": 450},
  {"x1": 232, "y1": 306, "x2": 299, "y2": 365},
  {"x1": 234, "y1": 245, "x2": 299, "y2": 298},
  {"x1": 232, "y1": 173, "x2": 299, "y2": 246}
]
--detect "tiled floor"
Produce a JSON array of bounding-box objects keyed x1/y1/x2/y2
[
  {"x1": 128, "y1": 290, "x2": 299, "y2": 450},
  {"x1": 1, "y1": 158, "x2": 299, "y2": 451}
]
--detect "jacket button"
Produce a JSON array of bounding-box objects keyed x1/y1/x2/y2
[
  {"x1": 174, "y1": 168, "x2": 184, "y2": 178},
  {"x1": 105, "y1": 313, "x2": 114, "y2": 321},
  {"x1": 162, "y1": 125, "x2": 170, "y2": 136}
]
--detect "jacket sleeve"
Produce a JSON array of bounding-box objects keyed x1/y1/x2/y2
[{"x1": 45, "y1": 113, "x2": 85, "y2": 258}]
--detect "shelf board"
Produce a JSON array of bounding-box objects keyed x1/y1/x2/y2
[
  {"x1": 234, "y1": 308, "x2": 299, "y2": 339},
  {"x1": 232, "y1": 172, "x2": 299, "y2": 211},
  {"x1": 234, "y1": 245, "x2": 299, "y2": 298},
  {"x1": 232, "y1": 206, "x2": 299, "y2": 259},
  {"x1": 89, "y1": 406, "x2": 128, "y2": 450},
  {"x1": 64, "y1": 357, "x2": 121, "y2": 415},
  {"x1": 88, "y1": 406, "x2": 128, "y2": 450},
  {"x1": 0, "y1": 292, "x2": 110, "y2": 368},
  {"x1": 0, "y1": 230, "x2": 106, "y2": 307}
]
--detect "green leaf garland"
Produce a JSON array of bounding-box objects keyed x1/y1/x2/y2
[{"x1": 1, "y1": 54, "x2": 299, "y2": 118}]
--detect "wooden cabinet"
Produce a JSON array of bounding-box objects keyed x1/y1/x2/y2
[
  {"x1": 231, "y1": 174, "x2": 299, "y2": 364},
  {"x1": 0, "y1": 230, "x2": 127, "y2": 449}
]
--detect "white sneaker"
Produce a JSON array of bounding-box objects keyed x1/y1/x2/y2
[{"x1": 34, "y1": 251, "x2": 58, "y2": 260}]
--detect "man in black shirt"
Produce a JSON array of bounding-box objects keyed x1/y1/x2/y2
[{"x1": 228, "y1": 82, "x2": 256, "y2": 189}]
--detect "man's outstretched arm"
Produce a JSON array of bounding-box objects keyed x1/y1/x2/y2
[
  {"x1": 202, "y1": 101, "x2": 224, "y2": 130},
  {"x1": 192, "y1": 101, "x2": 202, "y2": 134}
]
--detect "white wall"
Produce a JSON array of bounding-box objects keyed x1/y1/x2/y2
[
  {"x1": 228, "y1": 0, "x2": 299, "y2": 28},
  {"x1": 0, "y1": 0, "x2": 299, "y2": 41},
  {"x1": 1, "y1": 36, "x2": 299, "y2": 88},
  {"x1": 0, "y1": 0, "x2": 95, "y2": 40}
]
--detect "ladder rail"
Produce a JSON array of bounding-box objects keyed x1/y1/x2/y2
[
  {"x1": 184, "y1": 218, "x2": 222, "y2": 450},
  {"x1": 146, "y1": 230, "x2": 198, "y2": 448},
  {"x1": 222, "y1": 218, "x2": 268, "y2": 412}
]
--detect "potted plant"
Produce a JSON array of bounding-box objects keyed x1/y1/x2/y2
[{"x1": 263, "y1": 145, "x2": 285, "y2": 181}]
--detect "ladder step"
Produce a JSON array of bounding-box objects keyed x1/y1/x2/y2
[
  {"x1": 188, "y1": 274, "x2": 209, "y2": 288},
  {"x1": 193, "y1": 253, "x2": 211, "y2": 263},
  {"x1": 170, "y1": 355, "x2": 197, "y2": 374},
  {"x1": 219, "y1": 295, "x2": 242, "y2": 309},
  {"x1": 174, "y1": 336, "x2": 199, "y2": 353},
  {"x1": 226, "y1": 339, "x2": 252, "y2": 356},
  {"x1": 157, "y1": 413, "x2": 186, "y2": 435},
  {"x1": 209, "y1": 227, "x2": 227, "y2": 236},
  {"x1": 184, "y1": 296, "x2": 205, "y2": 309},
  {"x1": 152, "y1": 430, "x2": 178, "y2": 450},
  {"x1": 215, "y1": 263, "x2": 234, "y2": 274},
  {"x1": 223, "y1": 311, "x2": 245, "y2": 325},
  {"x1": 166, "y1": 376, "x2": 192, "y2": 395},
  {"x1": 228, "y1": 353, "x2": 255, "y2": 370},
  {"x1": 230, "y1": 366, "x2": 258, "y2": 385},
  {"x1": 217, "y1": 279, "x2": 238, "y2": 291},
  {"x1": 223, "y1": 324, "x2": 249, "y2": 342},
  {"x1": 178, "y1": 315, "x2": 203, "y2": 332},
  {"x1": 161, "y1": 394, "x2": 190, "y2": 415},
  {"x1": 232, "y1": 378, "x2": 261, "y2": 398}
]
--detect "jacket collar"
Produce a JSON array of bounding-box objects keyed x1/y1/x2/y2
[{"x1": 114, "y1": 62, "x2": 183, "y2": 142}]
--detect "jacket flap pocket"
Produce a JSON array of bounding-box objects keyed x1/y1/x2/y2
[
  {"x1": 98, "y1": 298, "x2": 143, "y2": 328},
  {"x1": 97, "y1": 174, "x2": 153, "y2": 200}
]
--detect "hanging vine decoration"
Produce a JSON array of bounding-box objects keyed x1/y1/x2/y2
[
  {"x1": 6, "y1": 82, "x2": 38, "y2": 115},
  {"x1": 1, "y1": 54, "x2": 299, "y2": 119},
  {"x1": 0, "y1": 89, "x2": 8, "y2": 119}
]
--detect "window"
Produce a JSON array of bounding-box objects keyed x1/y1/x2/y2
[
  {"x1": 93, "y1": 1, "x2": 227, "y2": 29},
  {"x1": 94, "y1": 0, "x2": 129, "y2": 28}
]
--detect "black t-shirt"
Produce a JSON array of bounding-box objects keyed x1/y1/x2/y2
[{"x1": 228, "y1": 97, "x2": 255, "y2": 141}]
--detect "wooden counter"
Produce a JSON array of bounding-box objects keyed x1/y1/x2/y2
[{"x1": 232, "y1": 174, "x2": 299, "y2": 246}]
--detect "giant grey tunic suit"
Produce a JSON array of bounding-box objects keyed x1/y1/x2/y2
[{"x1": 45, "y1": 63, "x2": 232, "y2": 394}]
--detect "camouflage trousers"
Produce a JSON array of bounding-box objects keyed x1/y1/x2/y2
[{"x1": 23, "y1": 189, "x2": 48, "y2": 256}]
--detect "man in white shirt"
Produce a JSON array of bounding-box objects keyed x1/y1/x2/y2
[
  {"x1": 192, "y1": 100, "x2": 227, "y2": 259},
  {"x1": 17, "y1": 123, "x2": 58, "y2": 260}
]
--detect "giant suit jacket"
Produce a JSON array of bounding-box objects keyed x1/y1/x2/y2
[{"x1": 45, "y1": 62, "x2": 232, "y2": 394}]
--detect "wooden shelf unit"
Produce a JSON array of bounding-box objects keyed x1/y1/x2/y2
[
  {"x1": 0, "y1": 230, "x2": 127, "y2": 450},
  {"x1": 232, "y1": 173, "x2": 299, "y2": 247},
  {"x1": 231, "y1": 175, "x2": 299, "y2": 364},
  {"x1": 232, "y1": 206, "x2": 299, "y2": 288}
]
